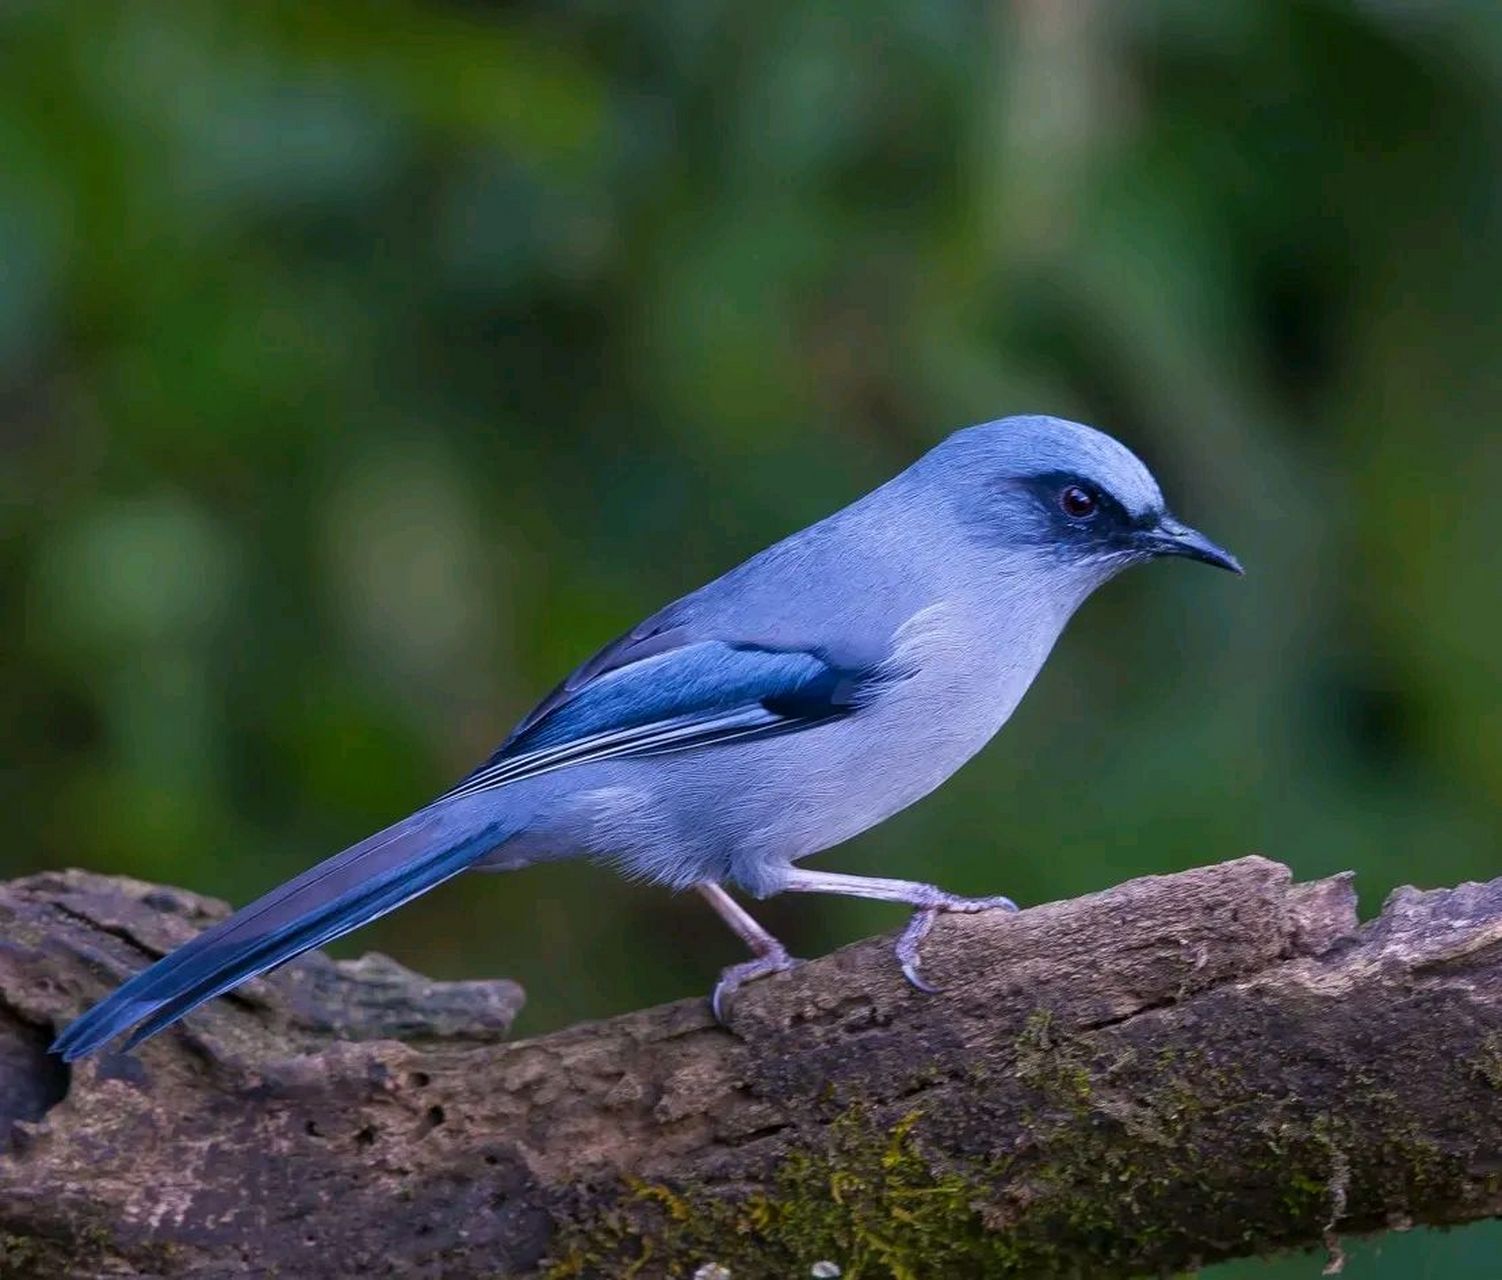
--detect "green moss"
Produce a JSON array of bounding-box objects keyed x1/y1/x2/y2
[
  {"x1": 0, "y1": 1233, "x2": 51, "y2": 1276},
  {"x1": 0, "y1": 1224, "x2": 119, "y2": 1279},
  {"x1": 1468, "y1": 1032, "x2": 1502, "y2": 1091},
  {"x1": 546, "y1": 1042, "x2": 1227, "y2": 1278},
  {"x1": 546, "y1": 1108, "x2": 1015, "y2": 1280},
  {"x1": 545, "y1": 1011, "x2": 1485, "y2": 1279},
  {"x1": 1014, "y1": 1010, "x2": 1093, "y2": 1111},
  {"x1": 0, "y1": 1221, "x2": 178, "y2": 1278}
]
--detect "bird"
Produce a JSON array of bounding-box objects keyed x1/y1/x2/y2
[{"x1": 52, "y1": 415, "x2": 1241, "y2": 1061}]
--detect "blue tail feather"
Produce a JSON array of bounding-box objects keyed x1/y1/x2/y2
[{"x1": 52, "y1": 802, "x2": 505, "y2": 1061}]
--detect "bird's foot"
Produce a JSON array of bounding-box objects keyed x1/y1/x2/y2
[
  {"x1": 710, "y1": 944, "x2": 799, "y2": 1025},
  {"x1": 896, "y1": 891, "x2": 1019, "y2": 994}
]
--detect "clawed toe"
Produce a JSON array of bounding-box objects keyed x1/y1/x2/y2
[
  {"x1": 710, "y1": 947, "x2": 799, "y2": 1025},
  {"x1": 900, "y1": 956, "x2": 942, "y2": 994},
  {"x1": 895, "y1": 893, "x2": 1019, "y2": 994},
  {"x1": 896, "y1": 904, "x2": 942, "y2": 993}
]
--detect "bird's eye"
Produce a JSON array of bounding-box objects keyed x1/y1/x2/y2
[{"x1": 1059, "y1": 484, "x2": 1097, "y2": 519}]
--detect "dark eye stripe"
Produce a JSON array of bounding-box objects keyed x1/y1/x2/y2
[{"x1": 1022, "y1": 470, "x2": 1145, "y2": 535}]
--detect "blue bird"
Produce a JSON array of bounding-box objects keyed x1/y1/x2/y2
[{"x1": 52, "y1": 415, "x2": 1241, "y2": 1060}]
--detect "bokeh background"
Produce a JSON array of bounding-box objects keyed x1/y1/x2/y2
[{"x1": 4, "y1": 2, "x2": 1499, "y2": 1274}]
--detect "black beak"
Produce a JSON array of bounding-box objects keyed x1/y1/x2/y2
[{"x1": 1140, "y1": 515, "x2": 1244, "y2": 575}]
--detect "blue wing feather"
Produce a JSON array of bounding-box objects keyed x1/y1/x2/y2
[{"x1": 444, "y1": 639, "x2": 891, "y2": 802}]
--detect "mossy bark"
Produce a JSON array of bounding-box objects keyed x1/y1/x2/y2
[{"x1": 2, "y1": 858, "x2": 1500, "y2": 1277}]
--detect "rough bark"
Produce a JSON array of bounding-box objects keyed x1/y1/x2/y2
[{"x1": 1, "y1": 857, "x2": 1500, "y2": 1278}]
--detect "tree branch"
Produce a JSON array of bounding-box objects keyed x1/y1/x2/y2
[{"x1": 2, "y1": 856, "x2": 1500, "y2": 1277}]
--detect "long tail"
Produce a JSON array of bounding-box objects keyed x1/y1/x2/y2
[{"x1": 51, "y1": 800, "x2": 508, "y2": 1061}]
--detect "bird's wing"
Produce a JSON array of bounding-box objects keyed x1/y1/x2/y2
[
  {"x1": 442, "y1": 623, "x2": 902, "y2": 803},
  {"x1": 497, "y1": 604, "x2": 698, "y2": 750}
]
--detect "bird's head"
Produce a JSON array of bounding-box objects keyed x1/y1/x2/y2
[{"x1": 918, "y1": 415, "x2": 1242, "y2": 594}]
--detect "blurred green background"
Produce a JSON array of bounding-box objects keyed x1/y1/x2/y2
[{"x1": 3, "y1": 2, "x2": 1499, "y2": 1274}]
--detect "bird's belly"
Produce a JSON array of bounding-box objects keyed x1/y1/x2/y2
[
  {"x1": 646, "y1": 644, "x2": 1035, "y2": 893},
  {"x1": 542, "y1": 603, "x2": 1064, "y2": 896},
  {"x1": 745, "y1": 681, "x2": 1005, "y2": 858}
]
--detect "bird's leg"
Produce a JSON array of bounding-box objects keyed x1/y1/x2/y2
[
  {"x1": 779, "y1": 868, "x2": 1018, "y2": 994},
  {"x1": 696, "y1": 881, "x2": 798, "y2": 1023}
]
